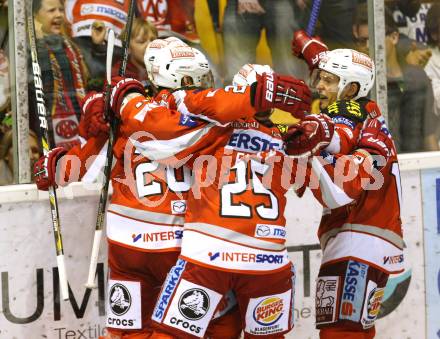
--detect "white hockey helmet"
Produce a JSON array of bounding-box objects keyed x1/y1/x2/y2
[
  {"x1": 145, "y1": 43, "x2": 211, "y2": 89},
  {"x1": 144, "y1": 38, "x2": 189, "y2": 83},
  {"x1": 317, "y1": 49, "x2": 375, "y2": 100},
  {"x1": 163, "y1": 36, "x2": 188, "y2": 48},
  {"x1": 232, "y1": 63, "x2": 274, "y2": 87},
  {"x1": 144, "y1": 39, "x2": 169, "y2": 80}
]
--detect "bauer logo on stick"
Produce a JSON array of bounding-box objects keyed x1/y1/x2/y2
[{"x1": 31, "y1": 62, "x2": 48, "y2": 130}]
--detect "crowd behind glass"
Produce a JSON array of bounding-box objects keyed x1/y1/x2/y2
[{"x1": 0, "y1": 0, "x2": 438, "y2": 185}]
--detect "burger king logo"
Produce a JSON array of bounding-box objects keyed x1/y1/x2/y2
[
  {"x1": 367, "y1": 287, "x2": 384, "y2": 319},
  {"x1": 253, "y1": 297, "x2": 284, "y2": 326}
]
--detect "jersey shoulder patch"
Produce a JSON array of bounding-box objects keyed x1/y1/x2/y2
[{"x1": 324, "y1": 100, "x2": 368, "y2": 123}]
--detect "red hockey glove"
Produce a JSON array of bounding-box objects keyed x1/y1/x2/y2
[
  {"x1": 358, "y1": 118, "x2": 395, "y2": 161},
  {"x1": 284, "y1": 114, "x2": 335, "y2": 157},
  {"x1": 110, "y1": 76, "x2": 144, "y2": 116},
  {"x1": 291, "y1": 30, "x2": 329, "y2": 71},
  {"x1": 33, "y1": 147, "x2": 67, "y2": 191},
  {"x1": 78, "y1": 91, "x2": 109, "y2": 139},
  {"x1": 358, "y1": 98, "x2": 383, "y2": 119},
  {"x1": 252, "y1": 72, "x2": 312, "y2": 119}
]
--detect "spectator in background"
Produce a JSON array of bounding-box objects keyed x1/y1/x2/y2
[
  {"x1": 0, "y1": 129, "x2": 41, "y2": 185},
  {"x1": 388, "y1": 0, "x2": 432, "y2": 44},
  {"x1": 0, "y1": 2, "x2": 6, "y2": 135},
  {"x1": 353, "y1": 3, "x2": 439, "y2": 152},
  {"x1": 222, "y1": 0, "x2": 307, "y2": 84},
  {"x1": 164, "y1": 0, "x2": 199, "y2": 43},
  {"x1": 137, "y1": 0, "x2": 169, "y2": 34},
  {"x1": 112, "y1": 18, "x2": 157, "y2": 89},
  {"x1": 0, "y1": 0, "x2": 7, "y2": 52},
  {"x1": 30, "y1": 0, "x2": 89, "y2": 150},
  {"x1": 309, "y1": 0, "x2": 358, "y2": 50},
  {"x1": 0, "y1": 49, "x2": 10, "y2": 117},
  {"x1": 139, "y1": 0, "x2": 223, "y2": 86},
  {"x1": 71, "y1": 21, "x2": 114, "y2": 85},
  {"x1": 424, "y1": 3, "x2": 440, "y2": 121},
  {"x1": 137, "y1": 0, "x2": 199, "y2": 43},
  {"x1": 65, "y1": 0, "x2": 130, "y2": 45},
  {"x1": 0, "y1": 50, "x2": 11, "y2": 152},
  {"x1": 64, "y1": 1, "x2": 130, "y2": 85}
]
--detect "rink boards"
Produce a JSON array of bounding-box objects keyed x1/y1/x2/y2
[{"x1": 0, "y1": 153, "x2": 439, "y2": 339}]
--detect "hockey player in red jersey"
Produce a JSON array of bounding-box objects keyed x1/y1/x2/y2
[
  {"x1": 286, "y1": 31, "x2": 404, "y2": 339},
  {"x1": 142, "y1": 38, "x2": 245, "y2": 338},
  {"x1": 33, "y1": 89, "x2": 188, "y2": 339},
  {"x1": 33, "y1": 35, "x2": 311, "y2": 338},
  {"x1": 32, "y1": 41, "x2": 239, "y2": 339},
  {"x1": 108, "y1": 58, "x2": 312, "y2": 337},
  {"x1": 142, "y1": 37, "x2": 210, "y2": 108},
  {"x1": 292, "y1": 30, "x2": 379, "y2": 154}
]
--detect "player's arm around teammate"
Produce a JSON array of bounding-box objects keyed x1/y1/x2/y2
[
  {"x1": 33, "y1": 91, "x2": 109, "y2": 190},
  {"x1": 285, "y1": 31, "x2": 404, "y2": 339},
  {"x1": 110, "y1": 57, "x2": 314, "y2": 338}
]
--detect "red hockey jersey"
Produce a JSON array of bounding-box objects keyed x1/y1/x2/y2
[
  {"x1": 306, "y1": 115, "x2": 404, "y2": 274},
  {"x1": 119, "y1": 87, "x2": 309, "y2": 274},
  {"x1": 56, "y1": 92, "x2": 196, "y2": 252}
]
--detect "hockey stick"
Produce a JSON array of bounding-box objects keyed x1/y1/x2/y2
[
  {"x1": 306, "y1": 0, "x2": 322, "y2": 36},
  {"x1": 85, "y1": 0, "x2": 136, "y2": 289},
  {"x1": 85, "y1": 29, "x2": 115, "y2": 289},
  {"x1": 118, "y1": 0, "x2": 136, "y2": 77},
  {"x1": 27, "y1": 2, "x2": 69, "y2": 300}
]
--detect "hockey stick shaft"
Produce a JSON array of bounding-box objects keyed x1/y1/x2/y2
[
  {"x1": 27, "y1": 4, "x2": 69, "y2": 300},
  {"x1": 85, "y1": 29, "x2": 115, "y2": 289},
  {"x1": 119, "y1": 0, "x2": 136, "y2": 77},
  {"x1": 306, "y1": 0, "x2": 322, "y2": 36},
  {"x1": 86, "y1": 0, "x2": 136, "y2": 288}
]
